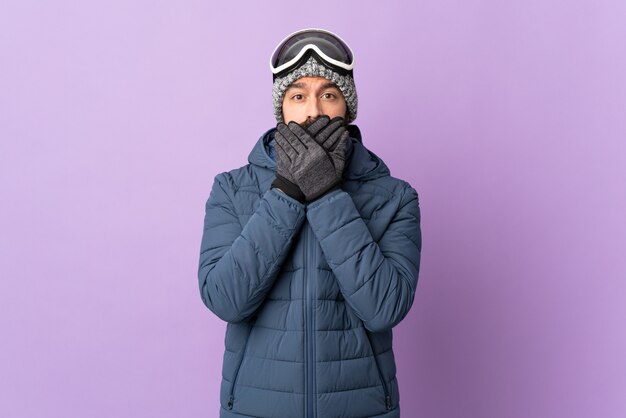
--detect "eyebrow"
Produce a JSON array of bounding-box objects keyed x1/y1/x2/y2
[{"x1": 287, "y1": 81, "x2": 339, "y2": 91}]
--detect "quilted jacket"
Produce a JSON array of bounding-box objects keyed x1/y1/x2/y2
[{"x1": 198, "y1": 125, "x2": 422, "y2": 418}]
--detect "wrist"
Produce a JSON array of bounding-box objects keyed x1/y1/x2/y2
[{"x1": 272, "y1": 175, "x2": 305, "y2": 203}]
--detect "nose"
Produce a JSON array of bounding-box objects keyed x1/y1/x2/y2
[{"x1": 305, "y1": 96, "x2": 322, "y2": 121}]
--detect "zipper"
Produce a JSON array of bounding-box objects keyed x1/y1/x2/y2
[
  {"x1": 365, "y1": 331, "x2": 392, "y2": 411},
  {"x1": 304, "y1": 224, "x2": 316, "y2": 418},
  {"x1": 227, "y1": 321, "x2": 255, "y2": 410}
]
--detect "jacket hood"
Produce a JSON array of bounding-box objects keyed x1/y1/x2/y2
[{"x1": 247, "y1": 124, "x2": 390, "y2": 181}]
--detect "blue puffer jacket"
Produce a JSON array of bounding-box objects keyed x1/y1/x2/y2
[{"x1": 198, "y1": 125, "x2": 421, "y2": 418}]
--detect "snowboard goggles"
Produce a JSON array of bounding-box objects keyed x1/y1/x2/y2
[{"x1": 270, "y1": 28, "x2": 355, "y2": 80}]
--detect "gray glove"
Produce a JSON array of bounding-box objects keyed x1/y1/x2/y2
[
  {"x1": 271, "y1": 117, "x2": 331, "y2": 202},
  {"x1": 311, "y1": 116, "x2": 350, "y2": 180},
  {"x1": 304, "y1": 115, "x2": 333, "y2": 137},
  {"x1": 274, "y1": 121, "x2": 342, "y2": 202}
]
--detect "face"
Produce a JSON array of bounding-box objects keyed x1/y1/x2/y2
[{"x1": 282, "y1": 76, "x2": 347, "y2": 125}]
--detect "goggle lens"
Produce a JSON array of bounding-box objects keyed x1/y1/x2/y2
[{"x1": 270, "y1": 29, "x2": 354, "y2": 76}]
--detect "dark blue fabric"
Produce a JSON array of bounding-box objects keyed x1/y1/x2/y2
[
  {"x1": 267, "y1": 131, "x2": 276, "y2": 162},
  {"x1": 199, "y1": 125, "x2": 421, "y2": 418}
]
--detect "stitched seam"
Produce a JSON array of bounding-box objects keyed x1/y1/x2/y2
[
  {"x1": 234, "y1": 381, "x2": 304, "y2": 395},
  {"x1": 316, "y1": 325, "x2": 365, "y2": 331},
  {"x1": 318, "y1": 382, "x2": 386, "y2": 395},
  {"x1": 318, "y1": 216, "x2": 360, "y2": 246},
  {"x1": 317, "y1": 348, "x2": 393, "y2": 363},
  {"x1": 250, "y1": 323, "x2": 365, "y2": 332},
  {"x1": 250, "y1": 324, "x2": 304, "y2": 332},
  {"x1": 239, "y1": 233, "x2": 271, "y2": 266},
  {"x1": 382, "y1": 227, "x2": 420, "y2": 250},
  {"x1": 258, "y1": 209, "x2": 292, "y2": 240},
  {"x1": 348, "y1": 256, "x2": 385, "y2": 298},
  {"x1": 247, "y1": 213, "x2": 304, "y2": 300},
  {"x1": 224, "y1": 346, "x2": 391, "y2": 360},
  {"x1": 240, "y1": 353, "x2": 304, "y2": 364},
  {"x1": 326, "y1": 235, "x2": 371, "y2": 267}
]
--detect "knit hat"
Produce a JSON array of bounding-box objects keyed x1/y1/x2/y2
[
  {"x1": 272, "y1": 57, "x2": 358, "y2": 123},
  {"x1": 270, "y1": 29, "x2": 358, "y2": 123}
]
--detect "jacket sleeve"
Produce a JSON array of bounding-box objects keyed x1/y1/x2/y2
[
  {"x1": 198, "y1": 172, "x2": 306, "y2": 323},
  {"x1": 306, "y1": 186, "x2": 421, "y2": 332}
]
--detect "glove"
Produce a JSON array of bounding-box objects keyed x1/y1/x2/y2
[
  {"x1": 274, "y1": 121, "x2": 342, "y2": 202},
  {"x1": 311, "y1": 116, "x2": 350, "y2": 181},
  {"x1": 271, "y1": 117, "x2": 331, "y2": 202},
  {"x1": 304, "y1": 115, "x2": 333, "y2": 137}
]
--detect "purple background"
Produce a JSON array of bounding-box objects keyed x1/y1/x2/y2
[{"x1": 1, "y1": 1, "x2": 625, "y2": 417}]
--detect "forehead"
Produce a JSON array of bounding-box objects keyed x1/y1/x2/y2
[{"x1": 286, "y1": 76, "x2": 339, "y2": 90}]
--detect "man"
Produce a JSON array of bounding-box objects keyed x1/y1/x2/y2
[{"x1": 198, "y1": 28, "x2": 421, "y2": 418}]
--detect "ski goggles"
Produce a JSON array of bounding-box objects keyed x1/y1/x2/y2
[{"x1": 270, "y1": 28, "x2": 355, "y2": 80}]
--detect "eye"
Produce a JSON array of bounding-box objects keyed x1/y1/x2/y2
[
  {"x1": 291, "y1": 94, "x2": 304, "y2": 101},
  {"x1": 322, "y1": 92, "x2": 336, "y2": 100}
]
